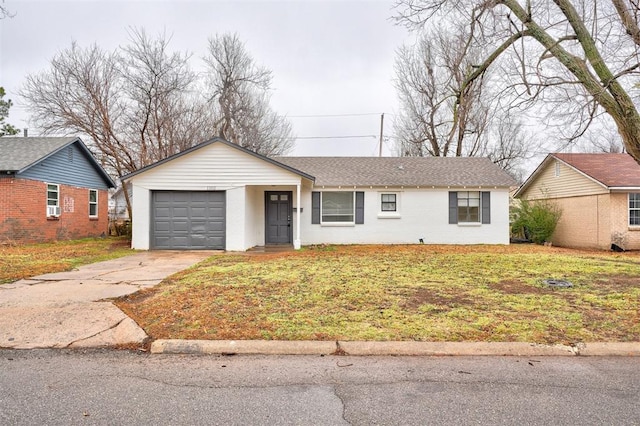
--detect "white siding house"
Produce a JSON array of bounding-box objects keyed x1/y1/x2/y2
[{"x1": 122, "y1": 138, "x2": 515, "y2": 251}]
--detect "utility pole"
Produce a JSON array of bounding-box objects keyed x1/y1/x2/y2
[{"x1": 379, "y1": 113, "x2": 384, "y2": 157}]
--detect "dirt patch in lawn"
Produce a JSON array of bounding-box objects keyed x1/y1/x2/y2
[
  {"x1": 400, "y1": 287, "x2": 475, "y2": 309},
  {"x1": 115, "y1": 244, "x2": 640, "y2": 344},
  {"x1": 489, "y1": 279, "x2": 547, "y2": 295},
  {"x1": 592, "y1": 275, "x2": 640, "y2": 291}
]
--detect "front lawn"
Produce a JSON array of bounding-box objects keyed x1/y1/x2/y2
[
  {"x1": 0, "y1": 237, "x2": 133, "y2": 284},
  {"x1": 115, "y1": 245, "x2": 640, "y2": 344}
]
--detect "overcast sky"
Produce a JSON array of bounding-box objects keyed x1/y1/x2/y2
[{"x1": 0, "y1": 0, "x2": 414, "y2": 156}]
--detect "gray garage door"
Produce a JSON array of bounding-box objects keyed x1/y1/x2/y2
[{"x1": 151, "y1": 191, "x2": 225, "y2": 250}]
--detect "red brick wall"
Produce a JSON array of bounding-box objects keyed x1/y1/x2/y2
[{"x1": 0, "y1": 177, "x2": 110, "y2": 244}]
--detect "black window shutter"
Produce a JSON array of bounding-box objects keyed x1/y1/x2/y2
[
  {"x1": 448, "y1": 192, "x2": 458, "y2": 224},
  {"x1": 355, "y1": 191, "x2": 365, "y2": 224},
  {"x1": 481, "y1": 191, "x2": 491, "y2": 224},
  {"x1": 311, "y1": 191, "x2": 320, "y2": 224}
]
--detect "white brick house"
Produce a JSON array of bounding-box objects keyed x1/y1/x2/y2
[{"x1": 122, "y1": 138, "x2": 516, "y2": 250}]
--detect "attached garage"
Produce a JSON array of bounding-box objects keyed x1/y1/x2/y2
[
  {"x1": 151, "y1": 191, "x2": 225, "y2": 249},
  {"x1": 123, "y1": 138, "x2": 315, "y2": 250}
]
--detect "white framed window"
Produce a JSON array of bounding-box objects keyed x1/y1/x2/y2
[
  {"x1": 457, "y1": 191, "x2": 480, "y2": 223},
  {"x1": 629, "y1": 193, "x2": 640, "y2": 226},
  {"x1": 378, "y1": 192, "x2": 401, "y2": 219},
  {"x1": 321, "y1": 191, "x2": 354, "y2": 223},
  {"x1": 381, "y1": 193, "x2": 397, "y2": 212},
  {"x1": 46, "y1": 183, "x2": 60, "y2": 217},
  {"x1": 554, "y1": 162, "x2": 561, "y2": 177},
  {"x1": 89, "y1": 189, "x2": 98, "y2": 217}
]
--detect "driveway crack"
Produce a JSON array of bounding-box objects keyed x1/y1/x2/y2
[{"x1": 64, "y1": 317, "x2": 127, "y2": 348}]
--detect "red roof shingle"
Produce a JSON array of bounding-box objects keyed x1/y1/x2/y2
[{"x1": 554, "y1": 153, "x2": 640, "y2": 187}]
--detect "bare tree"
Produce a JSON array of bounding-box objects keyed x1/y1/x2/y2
[
  {"x1": 203, "y1": 33, "x2": 294, "y2": 156},
  {"x1": 22, "y1": 42, "x2": 129, "y2": 172},
  {"x1": 394, "y1": 0, "x2": 640, "y2": 163},
  {"x1": 394, "y1": 25, "x2": 530, "y2": 177},
  {"x1": 480, "y1": 118, "x2": 532, "y2": 181},
  {"x1": 21, "y1": 30, "x2": 209, "y2": 217},
  {"x1": 119, "y1": 28, "x2": 209, "y2": 167},
  {"x1": 394, "y1": 27, "x2": 490, "y2": 157},
  {"x1": 0, "y1": 0, "x2": 14, "y2": 19}
]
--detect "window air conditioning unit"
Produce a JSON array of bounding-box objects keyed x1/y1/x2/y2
[{"x1": 47, "y1": 206, "x2": 61, "y2": 217}]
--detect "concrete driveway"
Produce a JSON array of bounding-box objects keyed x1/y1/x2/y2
[{"x1": 0, "y1": 251, "x2": 213, "y2": 349}]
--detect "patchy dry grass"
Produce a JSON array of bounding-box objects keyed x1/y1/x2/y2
[
  {"x1": 115, "y1": 245, "x2": 640, "y2": 344},
  {"x1": 0, "y1": 237, "x2": 133, "y2": 284}
]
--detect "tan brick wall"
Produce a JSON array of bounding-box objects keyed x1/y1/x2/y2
[
  {"x1": 549, "y1": 194, "x2": 611, "y2": 249},
  {"x1": 0, "y1": 177, "x2": 109, "y2": 244},
  {"x1": 610, "y1": 192, "x2": 640, "y2": 250}
]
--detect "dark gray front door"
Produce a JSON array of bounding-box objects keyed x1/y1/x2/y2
[
  {"x1": 265, "y1": 191, "x2": 292, "y2": 245},
  {"x1": 151, "y1": 191, "x2": 225, "y2": 250}
]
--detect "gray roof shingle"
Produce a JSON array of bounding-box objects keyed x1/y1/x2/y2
[
  {"x1": 274, "y1": 156, "x2": 516, "y2": 187},
  {"x1": 0, "y1": 137, "x2": 78, "y2": 172}
]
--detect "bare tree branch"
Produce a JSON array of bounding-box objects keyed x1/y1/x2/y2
[
  {"x1": 393, "y1": 0, "x2": 640, "y2": 163},
  {"x1": 203, "y1": 33, "x2": 294, "y2": 155}
]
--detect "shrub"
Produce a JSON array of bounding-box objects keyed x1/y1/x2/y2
[{"x1": 511, "y1": 199, "x2": 562, "y2": 244}]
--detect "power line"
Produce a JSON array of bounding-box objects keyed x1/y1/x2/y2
[
  {"x1": 294, "y1": 135, "x2": 378, "y2": 140},
  {"x1": 288, "y1": 112, "x2": 384, "y2": 118}
]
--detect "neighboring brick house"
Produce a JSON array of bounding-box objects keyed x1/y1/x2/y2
[
  {"x1": 515, "y1": 153, "x2": 640, "y2": 250},
  {"x1": 0, "y1": 137, "x2": 115, "y2": 243}
]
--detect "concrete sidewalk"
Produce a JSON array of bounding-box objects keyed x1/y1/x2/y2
[{"x1": 0, "y1": 251, "x2": 212, "y2": 349}]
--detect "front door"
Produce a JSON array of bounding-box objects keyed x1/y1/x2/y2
[{"x1": 265, "y1": 191, "x2": 292, "y2": 245}]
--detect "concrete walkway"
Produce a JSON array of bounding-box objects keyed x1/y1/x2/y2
[{"x1": 0, "y1": 251, "x2": 212, "y2": 349}]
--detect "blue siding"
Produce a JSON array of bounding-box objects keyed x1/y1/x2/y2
[{"x1": 19, "y1": 142, "x2": 111, "y2": 189}]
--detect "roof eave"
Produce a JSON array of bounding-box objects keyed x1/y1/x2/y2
[
  {"x1": 121, "y1": 137, "x2": 316, "y2": 183},
  {"x1": 513, "y1": 154, "x2": 554, "y2": 198},
  {"x1": 609, "y1": 186, "x2": 640, "y2": 191},
  {"x1": 312, "y1": 183, "x2": 514, "y2": 188}
]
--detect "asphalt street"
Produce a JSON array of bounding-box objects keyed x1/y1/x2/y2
[{"x1": 1, "y1": 349, "x2": 639, "y2": 425}]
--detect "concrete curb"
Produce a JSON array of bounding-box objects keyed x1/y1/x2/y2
[
  {"x1": 151, "y1": 340, "x2": 336, "y2": 355},
  {"x1": 150, "y1": 340, "x2": 640, "y2": 356}
]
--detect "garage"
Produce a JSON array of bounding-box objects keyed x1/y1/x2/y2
[{"x1": 151, "y1": 191, "x2": 225, "y2": 250}]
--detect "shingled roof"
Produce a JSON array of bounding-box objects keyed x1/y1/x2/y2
[
  {"x1": 0, "y1": 137, "x2": 79, "y2": 172},
  {"x1": 274, "y1": 156, "x2": 516, "y2": 187},
  {"x1": 553, "y1": 153, "x2": 640, "y2": 187},
  {"x1": 0, "y1": 136, "x2": 115, "y2": 187}
]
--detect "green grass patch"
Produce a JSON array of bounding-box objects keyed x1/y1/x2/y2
[{"x1": 115, "y1": 244, "x2": 640, "y2": 344}]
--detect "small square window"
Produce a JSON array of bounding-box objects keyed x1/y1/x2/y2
[
  {"x1": 381, "y1": 194, "x2": 397, "y2": 212},
  {"x1": 280, "y1": 194, "x2": 288, "y2": 201},
  {"x1": 270, "y1": 194, "x2": 278, "y2": 201}
]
